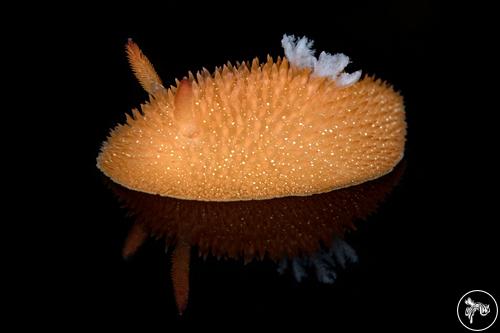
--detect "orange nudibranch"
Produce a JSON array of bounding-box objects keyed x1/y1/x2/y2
[{"x1": 97, "y1": 34, "x2": 406, "y2": 315}]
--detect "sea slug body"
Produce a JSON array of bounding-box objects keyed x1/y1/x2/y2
[
  {"x1": 97, "y1": 34, "x2": 406, "y2": 315},
  {"x1": 97, "y1": 35, "x2": 406, "y2": 202}
]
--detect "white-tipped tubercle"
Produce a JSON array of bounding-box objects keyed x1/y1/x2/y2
[{"x1": 281, "y1": 34, "x2": 361, "y2": 87}]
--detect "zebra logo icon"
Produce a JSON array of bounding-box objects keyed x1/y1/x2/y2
[{"x1": 458, "y1": 290, "x2": 497, "y2": 331}]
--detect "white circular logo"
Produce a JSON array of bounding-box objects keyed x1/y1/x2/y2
[{"x1": 457, "y1": 290, "x2": 497, "y2": 331}]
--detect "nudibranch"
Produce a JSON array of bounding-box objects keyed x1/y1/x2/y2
[{"x1": 97, "y1": 34, "x2": 406, "y2": 314}]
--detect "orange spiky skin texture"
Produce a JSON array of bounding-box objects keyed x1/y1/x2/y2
[{"x1": 98, "y1": 54, "x2": 405, "y2": 202}]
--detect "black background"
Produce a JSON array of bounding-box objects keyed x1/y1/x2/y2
[{"x1": 24, "y1": 1, "x2": 498, "y2": 331}]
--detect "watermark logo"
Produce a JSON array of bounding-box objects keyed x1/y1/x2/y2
[{"x1": 457, "y1": 290, "x2": 497, "y2": 331}]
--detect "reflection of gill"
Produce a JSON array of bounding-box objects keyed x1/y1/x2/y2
[{"x1": 106, "y1": 161, "x2": 405, "y2": 314}]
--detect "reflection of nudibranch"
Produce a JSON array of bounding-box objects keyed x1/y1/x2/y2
[
  {"x1": 97, "y1": 34, "x2": 406, "y2": 315},
  {"x1": 105, "y1": 162, "x2": 404, "y2": 314}
]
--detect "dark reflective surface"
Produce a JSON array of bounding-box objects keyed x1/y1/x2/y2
[
  {"x1": 107, "y1": 162, "x2": 404, "y2": 290},
  {"x1": 91, "y1": 162, "x2": 407, "y2": 323},
  {"x1": 108, "y1": 162, "x2": 405, "y2": 262}
]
